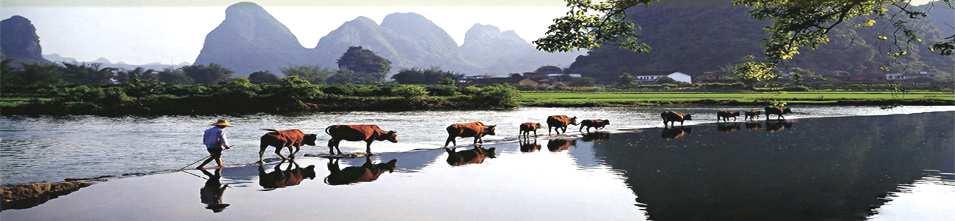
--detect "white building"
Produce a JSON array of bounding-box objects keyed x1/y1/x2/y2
[{"x1": 634, "y1": 72, "x2": 693, "y2": 84}]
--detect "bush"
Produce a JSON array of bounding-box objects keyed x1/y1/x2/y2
[
  {"x1": 427, "y1": 85, "x2": 459, "y2": 96},
  {"x1": 470, "y1": 84, "x2": 520, "y2": 108},
  {"x1": 391, "y1": 85, "x2": 429, "y2": 98}
]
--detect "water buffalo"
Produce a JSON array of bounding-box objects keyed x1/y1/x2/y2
[
  {"x1": 325, "y1": 125, "x2": 397, "y2": 155},
  {"x1": 546, "y1": 115, "x2": 578, "y2": 135},
  {"x1": 446, "y1": 146, "x2": 496, "y2": 166},
  {"x1": 519, "y1": 122, "x2": 542, "y2": 139},
  {"x1": 716, "y1": 111, "x2": 740, "y2": 122},
  {"x1": 445, "y1": 122, "x2": 497, "y2": 148},
  {"x1": 547, "y1": 138, "x2": 576, "y2": 152},
  {"x1": 661, "y1": 111, "x2": 693, "y2": 128},
  {"x1": 744, "y1": 110, "x2": 762, "y2": 121},
  {"x1": 764, "y1": 106, "x2": 793, "y2": 120},
  {"x1": 259, "y1": 129, "x2": 318, "y2": 162},
  {"x1": 324, "y1": 157, "x2": 397, "y2": 185},
  {"x1": 661, "y1": 127, "x2": 691, "y2": 139},
  {"x1": 258, "y1": 160, "x2": 316, "y2": 190},
  {"x1": 579, "y1": 119, "x2": 610, "y2": 133},
  {"x1": 519, "y1": 139, "x2": 541, "y2": 152}
]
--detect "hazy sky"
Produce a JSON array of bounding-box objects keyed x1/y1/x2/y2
[{"x1": 0, "y1": 0, "x2": 938, "y2": 65}]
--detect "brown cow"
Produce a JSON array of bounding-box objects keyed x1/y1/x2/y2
[
  {"x1": 444, "y1": 122, "x2": 497, "y2": 148},
  {"x1": 519, "y1": 122, "x2": 542, "y2": 139},
  {"x1": 579, "y1": 119, "x2": 610, "y2": 133},
  {"x1": 716, "y1": 111, "x2": 740, "y2": 122},
  {"x1": 258, "y1": 160, "x2": 316, "y2": 190},
  {"x1": 547, "y1": 138, "x2": 576, "y2": 152},
  {"x1": 325, "y1": 125, "x2": 397, "y2": 155},
  {"x1": 744, "y1": 109, "x2": 762, "y2": 121},
  {"x1": 764, "y1": 106, "x2": 793, "y2": 120},
  {"x1": 259, "y1": 129, "x2": 318, "y2": 162},
  {"x1": 661, "y1": 111, "x2": 693, "y2": 128},
  {"x1": 519, "y1": 139, "x2": 541, "y2": 152},
  {"x1": 661, "y1": 127, "x2": 691, "y2": 139},
  {"x1": 446, "y1": 146, "x2": 496, "y2": 166},
  {"x1": 546, "y1": 115, "x2": 578, "y2": 135},
  {"x1": 324, "y1": 157, "x2": 397, "y2": 185}
]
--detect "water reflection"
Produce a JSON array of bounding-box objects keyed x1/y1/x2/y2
[
  {"x1": 547, "y1": 138, "x2": 576, "y2": 152},
  {"x1": 324, "y1": 157, "x2": 397, "y2": 185},
  {"x1": 445, "y1": 146, "x2": 496, "y2": 166},
  {"x1": 519, "y1": 139, "x2": 541, "y2": 152},
  {"x1": 257, "y1": 160, "x2": 316, "y2": 190},
  {"x1": 581, "y1": 131, "x2": 611, "y2": 143},
  {"x1": 716, "y1": 123, "x2": 741, "y2": 133},
  {"x1": 660, "y1": 127, "x2": 691, "y2": 139},
  {"x1": 744, "y1": 121, "x2": 762, "y2": 130},
  {"x1": 765, "y1": 120, "x2": 793, "y2": 132},
  {"x1": 198, "y1": 168, "x2": 230, "y2": 213},
  {"x1": 592, "y1": 112, "x2": 955, "y2": 220}
]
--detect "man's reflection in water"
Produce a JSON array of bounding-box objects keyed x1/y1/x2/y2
[{"x1": 199, "y1": 168, "x2": 230, "y2": 213}]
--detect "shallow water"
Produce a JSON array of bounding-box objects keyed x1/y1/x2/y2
[
  {"x1": 1, "y1": 112, "x2": 952, "y2": 220},
  {"x1": 2, "y1": 106, "x2": 955, "y2": 184}
]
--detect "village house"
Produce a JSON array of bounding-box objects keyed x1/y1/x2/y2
[{"x1": 634, "y1": 72, "x2": 693, "y2": 84}]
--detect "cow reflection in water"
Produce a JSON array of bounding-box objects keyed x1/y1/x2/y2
[
  {"x1": 765, "y1": 120, "x2": 793, "y2": 132},
  {"x1": 717, "y1": 123, "x2": 741, "y2": 133},
  {"x1": 325, "y1": 157, "x2": 397, "y2": 185},
  {"x1": 446, "y1": 146, "x2": 496, "y2": 166},
  {"x1": 519, "y1": 139, "x2": 541, "y2": 152},
  {"x1": 199, "y1": 168, "x2": 230, "y2": 213},
  {"x1": 744, "y1": 121, "x2": 762, "y2": 130},
  {"x1": 258, "y1": 160, "x2": 316, "y2": 190},
  {"x1": 581, "y1": 131, "x2": 610, "y2": 143},
  {"x1": 661, "y1": 127, "x2": 691, "y2": 140},
  {"x1": 547, "y1": 139, "x2": 576, "y2": 152}
]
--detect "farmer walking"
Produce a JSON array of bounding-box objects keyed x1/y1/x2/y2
[{"x1": 197, "y1": 119, "x2": 232, "y2": 169}]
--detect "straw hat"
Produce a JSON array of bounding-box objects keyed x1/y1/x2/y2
[{"x1": 211, "y1": 119, "x2": 231, "y2": 127}]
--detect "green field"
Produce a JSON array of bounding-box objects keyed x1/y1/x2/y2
[{"x1": 519, "y1": 91, "x2": 955, "y2": 106}]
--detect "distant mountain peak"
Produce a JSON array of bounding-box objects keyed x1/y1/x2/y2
[{"x1": 1, "y1": 15, "x2": 47, "y2": 63}]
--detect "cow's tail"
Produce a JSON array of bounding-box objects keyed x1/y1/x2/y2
[{"x1": 261, "y1": 129, "x2": 279, "y2": 132}]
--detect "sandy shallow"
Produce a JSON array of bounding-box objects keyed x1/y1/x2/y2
[{"x1": 2, "y1": 112, "x2": 954, "y2": 220}]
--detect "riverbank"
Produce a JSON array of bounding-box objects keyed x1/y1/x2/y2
[
  {"x1": 1, "y1": 111, "x2": 952, "y2": 220},
  {"x1": 519, "y1": 91, "x2": 955, "y2": 107}
]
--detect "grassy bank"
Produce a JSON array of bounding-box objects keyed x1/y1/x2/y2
[{"x1": 519, "y1": 91, "x2": 955, "y2": 106}]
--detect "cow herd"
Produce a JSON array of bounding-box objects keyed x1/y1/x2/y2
[{"x1": 255, "y1": 106, "x2": 794, "y2": 161}]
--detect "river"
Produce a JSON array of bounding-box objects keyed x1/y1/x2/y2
[{"x1": 2, "y1": 106, "x2": 954, "y2": 184}]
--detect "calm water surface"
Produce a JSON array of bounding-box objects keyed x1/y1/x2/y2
[
  {"x1": 2, "y1": 106, "x2": 955, "y2": 184},
  {"x1": 0, "y1": 111, "x2": 952, "y2": 220}
]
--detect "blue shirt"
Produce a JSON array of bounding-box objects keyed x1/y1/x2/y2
[{"x1": 203, "y1": 127, "x2": 229, "y2": 148}]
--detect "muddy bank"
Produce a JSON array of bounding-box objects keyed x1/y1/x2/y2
[{"x1": 1, "y1": 180, "x2": 95, "y2": 210}]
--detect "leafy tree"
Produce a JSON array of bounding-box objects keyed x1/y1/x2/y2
[
  {"x1": 281, "y1": 66, "x2": 333, "y2": 84},
  {"x1": 535, "y1": 65, "x2": 563, "y2": 75},
  {"x1": 617, "y1": 72, "x2": 637, "y2": 88},
  {"x1": 326, "y1": 70, "x2": 385, "y2": 84},
  {"x1": 180, "y1": 63, "x2": 232, "y2": 85},
  {"x1": 17, "y1": 62, "x2": 64, "y2": 87},
  {"x1": 115, "y1": 67, "x2": 157, "y2": 84},
  {"x1": 732, "y1": 55, "x2": 777, "y2": 87},
  {"x1": 61, "y1": 63, "x2": 116, "y2": 85},
  {"x1": 248, "y1": 70, "x2": 280, "y2": 84},
  {"x1": 391, "y1": 84, "x2": 429, "y2": 98},
  {"x1": 536, "y1": 0, "x2": 954, "y2": 61},
  {"x1": 157, "y1": 68, "x2": 192, "y2": 84},
  {"x1": 391, "y1": 67, "x2": 462, "y2": 85},
  {"x1": 337, "y1": 46, "x2": 391, "y2": 75}
]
